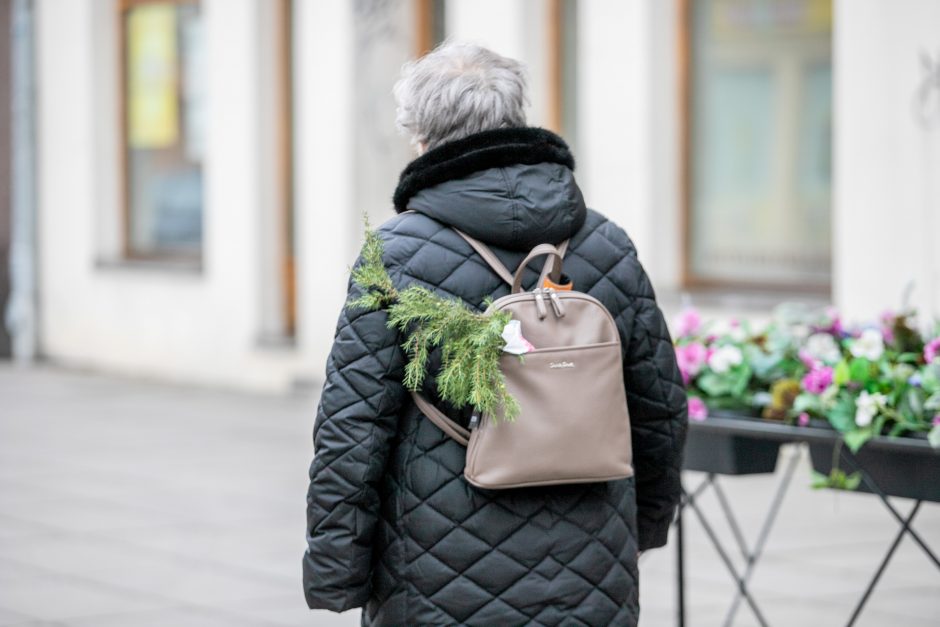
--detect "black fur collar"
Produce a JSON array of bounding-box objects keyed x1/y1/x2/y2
[{"x1": 393, "y1": 127, "x2": 575, "y2": 212}]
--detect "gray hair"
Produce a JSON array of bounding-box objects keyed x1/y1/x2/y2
[{"x1": 393, "y1": 42, "x2": 529, "y2": 150}]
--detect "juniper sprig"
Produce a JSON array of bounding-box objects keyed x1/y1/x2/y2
[
  {"x1": 349, "y1": 222, "x2": 519, "y2": 421},
  {"x1": 349, "y1": 218, "x2": 398, "y2": 311}
]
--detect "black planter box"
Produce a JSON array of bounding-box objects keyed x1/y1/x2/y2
[
  {"x1": 683, "y1": 409, "x2": 940, "y2": 502},
  {"x1": 808, "y1": 437, "x2": 940, "y2": 503},
  {"x1": 683, "y1": 411, "x2": 782, "y2": 475}
]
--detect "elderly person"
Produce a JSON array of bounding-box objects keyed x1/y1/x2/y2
[{"x1": 303, "y1": 43, "x2": 687, "y2": 626}]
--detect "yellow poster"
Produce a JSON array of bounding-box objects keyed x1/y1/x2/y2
[{"x1": 128, "y1": 5, "x2": 179, "y2": 149}]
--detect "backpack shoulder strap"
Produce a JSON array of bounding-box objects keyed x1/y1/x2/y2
[
  {"x1": 411, "y1": 391, "x2": 470, "y2": 446},
  {"x1": 453, "y1": 228, "x2": 515, "y2": 286},
  {"x1": 453, "y1": 228, "x2": 570, "y2": 289}
]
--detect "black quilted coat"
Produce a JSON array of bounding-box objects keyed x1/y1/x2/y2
[{"x1": 304, "y1": 128, "x2": 688, "y2": 626}]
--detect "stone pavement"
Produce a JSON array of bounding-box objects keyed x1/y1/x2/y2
[{"x1": 0, "y1": 365, "x2": 938, "y2": 626}]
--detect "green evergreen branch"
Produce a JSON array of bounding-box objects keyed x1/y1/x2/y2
[
  {"x1": 349, "y1": 218, "x2": 398, "y2": 311},
  {"x1": 349, "y1": 221, "x2": 519, "y2": 421}
]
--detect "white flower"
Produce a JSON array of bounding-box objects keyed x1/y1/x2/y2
[
  {"x1": 854, "y1": 390, "x2": 886, "y2": 427},
  {"x1": 850, "y1": 328, "x2": 885, "y2": 361},
  {"x1": 708, "y1": 345, "x2": 743, "y2": 374},
  {"x1": 805, "y1": 333, "x2": 842, "y2": 364},
  {"x1": 501, "y1": 320, "x2": 534, "y2": 355},
  {"x1": 729, "y1": 325, "x2": 747, "y2": 343},
  {"x1": 791, "y1": 324, "x2": 812, "y2": 341}
]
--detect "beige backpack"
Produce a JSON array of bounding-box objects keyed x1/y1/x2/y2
[{"x1": 412, "y1": 229, "x2": 634, "y2": 490}]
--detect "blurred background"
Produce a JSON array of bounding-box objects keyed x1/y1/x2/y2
[
  {"x1": 1, "y1": 1, "x2": 939, "y2": 626},
  {"x1": 0, "y1": 0, "x2": 937, "y2": 388}
]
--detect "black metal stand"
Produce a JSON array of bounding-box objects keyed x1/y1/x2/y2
[
  {"x1": 675, "y1": 433, "x2": 940, "y2": 627},
  {"x1": 836, "y1": 447, "x2": 940, "y2": 627},
  {"x1": 676, "y1": 449, "x2": 800, "y2": 627}
]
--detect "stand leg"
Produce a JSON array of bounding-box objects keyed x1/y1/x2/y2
[
  {"x1": 838, "y1": 449, "x2": 940, "y2": 570},
  {"x1": 845, "y1": 501, "x2": 922, "y2": 627},
  {"x1": 723, "y1": 449, "x2": 801, "y2": 626},
  {"x1": 686, "y1": 493, "x2": 770, "y2": 627},
  {"x1": 677, "y1": 493, "x2": 686, "y2": 627}
]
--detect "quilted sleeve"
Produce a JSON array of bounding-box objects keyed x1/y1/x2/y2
[
  {"x1": 302, "y1": 259, "x2": 407, "y2": 611},
  {"x1": 623, "y1": 262, "x2": 689, "y2": 551}
]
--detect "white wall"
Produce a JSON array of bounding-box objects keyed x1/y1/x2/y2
[
  {"x1": 37, "y1": 0, "x2": 306, "y2": 391},
  {"x1": 293, "y1": 0, "x2": 357, "y2": 376},
  {"x1": 833, "y1": 0, "x2": 940, "y2": 324},
  {"x1": 444, "y1": 0, "x2": 552, "y2": 129},
  {"x1": 578, "y1": 0, "x2": 682, "y2": 290}
]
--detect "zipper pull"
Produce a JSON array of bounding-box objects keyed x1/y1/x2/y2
[
  {"x1": 534, "y1": 288, "x2": 548, "y2": 319},
  {"x1": 548, "y1": 288, "x2": 566, "y2": 318},
  {"x1": 469, "y1": 412, "x2": 481, "y2": 430}
]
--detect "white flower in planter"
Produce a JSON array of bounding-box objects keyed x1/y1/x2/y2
[
  {"x1": 708, "y1": 345, "x2": 743, "y2": 374},
  {"x1": 854, "y1": 390, "x2": 886, "y2": 427},
  {"x1": 850, "y1": 328, "x2": 885, "y2": 361},
  {"x1": 805, "y1": 333, "x2": 842, "y2": 364}
]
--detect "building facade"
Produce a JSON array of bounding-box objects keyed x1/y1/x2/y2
[{"x1": 20, "y1": 0, "x2": 940, "y2": 390}]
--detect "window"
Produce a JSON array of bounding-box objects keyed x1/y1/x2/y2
[
  {"x1": 547, "y1": 0, "x2": 578, "y2": 148},
  {"x1": 682, "y1": 0, "x2": 832, "y2": 289},
  {"x1": 415, "y1": 0, "x2": 446, "y2": 57},
  {"x1": 120, "y1": 0, "x2": 205, "y2": 259}
]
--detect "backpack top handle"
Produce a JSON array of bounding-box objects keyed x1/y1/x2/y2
[{"x1": 511, "y1": 244, "x2": 564, "y2": 294}]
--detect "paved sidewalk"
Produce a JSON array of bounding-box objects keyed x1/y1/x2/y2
[{"x1": 1, "y1": 365, "x2": 938, "y2": 626}]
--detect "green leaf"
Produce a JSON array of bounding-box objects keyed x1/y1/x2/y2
[
  {"x1": 793, "y1": 392, "x2": 821, "y2": 414},
  {"x1": 924, "y1": 392, "x2": 940, "y2": 412},
  {"x1": 810, "y1": 471, "x2": 831, "y2": 489},
  {"x1": 849, "y1": 358, "x2": 872, "y2": 384},
  {"x1": 843, "y1": 428, "x2": 872, "y2": 453},
  {"x1": 843, "y1": 472, "x2": 863, "y2": 491},
  {"x1": 833, "y1": 359, "x2": 850, "y2": 386},
  {"x1": 729, "y1": 364, "x2": 753, "y2": 397},
  {"x1": 826, "y1": 392, "x2": 856, "y2": 432},
  {"x1": 907, "y1": 388, "x2": 924, "y2": 416},
  {"x1": 811, "y1": 469, "x2": 862, "y2": 491},
  {"x1": 929, "y1": 425, "x2": 940, "y2": 449},
  {"x1": 921, "y1": 365, "x2": 940, "y2": 394},
  {"x1": 697, "y1": 371, "x2": 732, "y2": 397}
]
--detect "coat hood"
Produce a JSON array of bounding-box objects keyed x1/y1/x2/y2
[{"x1": 393, "y1": 128, "x2": 587, "y2": 251}]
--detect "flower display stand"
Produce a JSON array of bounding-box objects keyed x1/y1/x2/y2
[
  {"x1": 675, "y1": 414, "x2": 940, "y2": 627},
  {"x1": 807, "y1": 433, "x2": 940, "y2": 502},
  {"x1": 683, "y1": 411, "x2": 782, "y2": 475}
]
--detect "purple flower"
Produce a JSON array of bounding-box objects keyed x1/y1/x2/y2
[
  {"x1": 908, "y1": 373, "x2": 923, "y2": 387},
  {"x1": 674, "y1": 308, "x2": 702, "y2": 338},
  {"x1": 675, "y1": 342, "x2": 707, "y2": 385},
  {"x1": 688, "y1": 396, "x2": 708, "y2": 421},
  {"x1": 798, "y1": 412, "x2": 810, "y2": 427},
  {"x1": 801, "y1": 365, "x2": 834, "y2": 395},
  {"x1": 925, "y1": 337, "x2": 940, "y2": 365}
]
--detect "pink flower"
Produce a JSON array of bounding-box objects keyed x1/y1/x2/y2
[
  {"x1": 925, "y1": 337, "x2": 940, "y2": 365},
  {"x1": 688, "y1": 396, "x2": 708, "y2": 421},
  {"x1": 674, "y1": 308, "x2": 702, "y2": 338},
  {"x1": 880, "y1": 311, "x2": 896, "y2": 345},
  {"x1": 933, "y1": 415, "x2": 940, "y2": 427},
  {"x1": 798, "y1": 412, "x2": 810, "y2": 427},
  {"x1": 801, "y1": 365, "x2": 834, "y2": 395},
  {"x1": 824, "y1": 306, "x2": 844, "y2": 336},
  {"x1": 675, "y1": 343, "x2": 707, "y2": 385}
]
